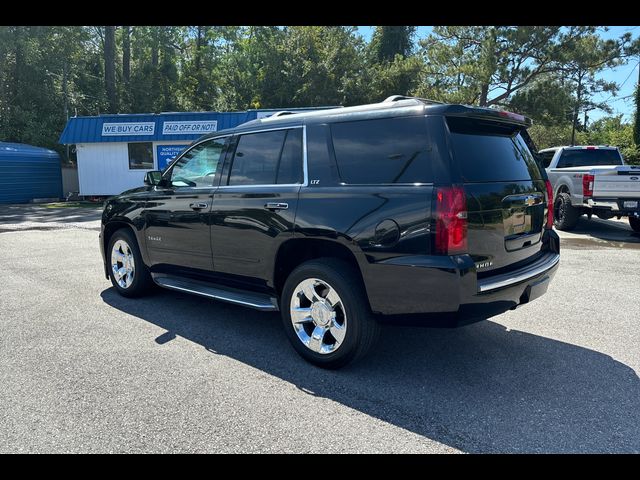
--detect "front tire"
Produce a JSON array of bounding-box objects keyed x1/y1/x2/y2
[
  {"x1": 281, "y1": 258, "x2": 380, "y2": 369},
  {"x1": 107, "y1": 228, "x2": 153, "y2": 298},
  {"x1": 554, "y1": 192, "x2": 580, "y2": 231},
  {"x1": 629, "y1": 216, "x2": 640, "y2": 233}
]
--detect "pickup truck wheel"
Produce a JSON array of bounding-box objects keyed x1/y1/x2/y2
[
  {"x1": 629, "y1": 216, "x2": 640, "y2": 233},
  {"x1": 554, "y1": 192, "x2": 580, "y2": 231},
  {"x1": 107, "y1": 228, "x2": 153, "y2": 298},
  {"x1": 281, "y1": 258, "x2": 380, "y2": 369}
]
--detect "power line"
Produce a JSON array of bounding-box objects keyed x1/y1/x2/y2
[{"x1": 600, "y1": 60, "x2": 639, "y2": 105}]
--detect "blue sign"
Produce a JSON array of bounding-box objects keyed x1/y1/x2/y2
[
  {"x1": 162, "y1": 120, "x2": 217, "y2": 135},
  {"x1": 157, "y1": 144, "x2": 187, "y2": 170},
  {"x1": 102, "y1": 122, "x2": 155, "y2": 136}
]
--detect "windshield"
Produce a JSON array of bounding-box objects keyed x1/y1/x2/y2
[{"x1": 556, "y1": 149, "x2": 623, "y2": 168}]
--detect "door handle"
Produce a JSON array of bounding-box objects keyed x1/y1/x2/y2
[
  {"x1": 264, "y1": 202, "x2": 288, "y2": 211},
  {"x1": 189, "y1": 202, "x2": 209, "y2": 210}
]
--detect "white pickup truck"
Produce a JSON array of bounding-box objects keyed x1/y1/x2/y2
[{"x1": 538, "y1": 146, "x2": 640, "y2": 232}]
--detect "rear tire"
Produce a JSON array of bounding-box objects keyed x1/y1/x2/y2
[
  {"x1": 554, "y1": 192, "x2": 580, "y2": 231},
  {"x1": 107, "y1": 228, "x2": 153, "y2": 298},
  {"x1": 280, "y1": 258, "x2": 380, "y2": 369},
  {"x1": 629, "y1": 216, "x2": 640, "y2": 233}
]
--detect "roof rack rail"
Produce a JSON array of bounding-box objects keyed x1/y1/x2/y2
[
  {"x1": 270, "y1": 111, "x2": 295, "y2": 117},
  {"x1": 382, "y1": 95, "x2": 444, "y2": 105}
]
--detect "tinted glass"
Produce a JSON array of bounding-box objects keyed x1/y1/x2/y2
[
  {"x1": 277, "y1": 129, "x2": 303, "y2": 184},
  {"x1": 128, "y1": 142, "x2": 153, "y2": 169},
  {"x1": 539, "y1": 151, "x2": 555, "y2": 168},
  {"x1": 170, "y1": 138, "x2": 226, "y2": 188},
  {"x1": 229, "y1": 130, "x2": 287, "y2": 185},
  {"x1": 330, "y1": 116, "x2": 432, "y2": 184},
  {"x1": 556, "y1": 149, "x2": 623, "y2": 168},
  {"x1": 447, "y1": 117, "x2": 542, "y2": 182}
]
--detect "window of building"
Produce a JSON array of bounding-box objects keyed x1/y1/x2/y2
[{"x1": 128, "y1": 142, "x2": 154, "y2": 170}]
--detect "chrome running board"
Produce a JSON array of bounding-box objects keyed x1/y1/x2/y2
[{"x1": 151, "y1": 273, "x2": 279, "y2": 311}]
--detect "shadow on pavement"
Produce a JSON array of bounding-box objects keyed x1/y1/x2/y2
[
  {"x1": 559, "y1": 216, "x2": 640, "y2": 249},
  {"x1": 0, "y1": 204, "x2": 101, "y2": 225},
  {"x1": 101, "y1": 287, "x2": 640, "y2": 453}
]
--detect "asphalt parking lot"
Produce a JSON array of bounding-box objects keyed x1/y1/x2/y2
[{"x1": 0, "y1": 204, "x2": 639, "y2": 453}]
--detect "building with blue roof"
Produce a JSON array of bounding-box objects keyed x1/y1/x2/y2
[{"x1": 59, "y1": 107, "x2": 335, "y2": 196}]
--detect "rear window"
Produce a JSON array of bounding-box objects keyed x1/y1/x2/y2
[
  {"x1": 330, "y1": 116, "x2": 432, "y2": 184},
  {"x1": 447, "y1": 117, "x2": 543, "y2": 182},
  {"x1": 556, "y1": 149, "x2": 623, "y2": 168}
]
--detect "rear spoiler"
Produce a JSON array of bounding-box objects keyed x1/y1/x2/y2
[{"x1": 440, "y1": 105, "x2": 533, "y2": 128}]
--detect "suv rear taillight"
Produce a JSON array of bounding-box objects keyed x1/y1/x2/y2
[
  {"x1": 545, "y1": 179, "x2": 554, "y2": 229},
  {"x1": 435, "y1": 186, "x2": 467, "y2": 255},
  {"x1": 582, "y1": 174, "x2": 594, "y2": 198}
]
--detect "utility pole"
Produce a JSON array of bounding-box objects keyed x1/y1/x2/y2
[{"x1": 634, "y1": 56, "x2": 640, "y2": 147}]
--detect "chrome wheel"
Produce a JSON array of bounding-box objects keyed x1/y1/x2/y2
[
  {"x1": 290, "y1": 278, "x2": 347, "y2": 355},
  {"x1": 111, "y1": 239, "x2": 135, "y2": 289}
]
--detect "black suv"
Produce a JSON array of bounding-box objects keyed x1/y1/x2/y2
[{"x1": 100, "y1": 96, "x2": 560, "y2": 368}]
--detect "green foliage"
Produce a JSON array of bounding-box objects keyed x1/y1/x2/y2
[
  {"x1": 368, "y1": 26, "x2": 416, "y2": 63},
  {"x1": 0, "y1": 24, "x2": 638, "y2": 167},
  {"x1": 508, "y1": 77, "x2": 574, "y2": 126},
  {"x1": 418, "y1": 26, "x2": 599, "y2": 106},
  {"x1": 363, "y1": 55, "x2": 425, "y2": 103},
  {"x1": 529, "y1": 116, "x2": 640, "y2": 166},
  {"x1": 528, "y1": 123, "x2": 574, "y2": 150},
  {"x1": 576, "y1": 116, "x2": 640, "y2": 165}
]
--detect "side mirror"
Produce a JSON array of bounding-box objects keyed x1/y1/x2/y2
[{"x1": 144, "y1": 170, "x2": 163, "y2": 186}]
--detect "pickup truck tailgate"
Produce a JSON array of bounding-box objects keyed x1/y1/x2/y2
[{"x1": 593, "y1": 165, "x2": 640, "y2": 198}]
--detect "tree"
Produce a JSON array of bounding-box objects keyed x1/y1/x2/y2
[
  {"x1": 558, "y1": 34, "x2": 629, "y2": 144},
  {"x1": 576, "y1": 115, "x2": 640, "y2": 164},
  {"x1": 369, "y1": 26, "x2": 416, "y2": 63},
  {"x1": 508, "y1": 77, "x2": 575, "y2": 126},
  {"x1": 104, "y1": 26, "x2": 117, "y2": 113},
  {"x1": 417, "y1": 26, "x2": 608, "y2": 106},
  {"x1": 122, "y1": 26, "x2": 131, "y2": 85}
]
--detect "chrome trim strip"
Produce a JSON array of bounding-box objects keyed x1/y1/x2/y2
[
  {"x1": 478, "y1": 253, "x2": 560, "y2": 293},
  {"x1": 302, "y1": 124, "x2": 309, "y2": 186},
  {"x1": 234, "y1": 124, "x2": 304, "y2": 135}
]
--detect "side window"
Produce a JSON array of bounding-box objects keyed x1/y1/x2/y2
[
  {"x1": 276, "y1": 129, "x2": 303, "y2": 184},
  {"x1": 556, "y1": 152, "x2": 569, "y2": 168},
  {"x1": 228, "y1": 129, "x2": 303, "y2": 186},
  {"x1": 330, "y1": 116, "x2": 432, "y2": 184},
  {"x1": 128, "y1": 142, "x2": 154, "y2": 170},
  {"x1": 169, "y1": 138, "x2": 226, "y2": 188},
  {"x1": 539, "y1": 151, "x2": 555, "y2": 168}
]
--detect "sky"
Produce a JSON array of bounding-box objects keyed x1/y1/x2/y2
[{"x1": 357, "y1": 26, "x2": 639, "y2": 123}]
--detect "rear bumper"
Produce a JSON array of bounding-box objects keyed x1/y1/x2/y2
[
  {"x1": 365, "y1": 229, "x2": 560, "y2": 325},
  {"x1": 586, "y1": 197, "x2": 640, "y2": 215}
]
